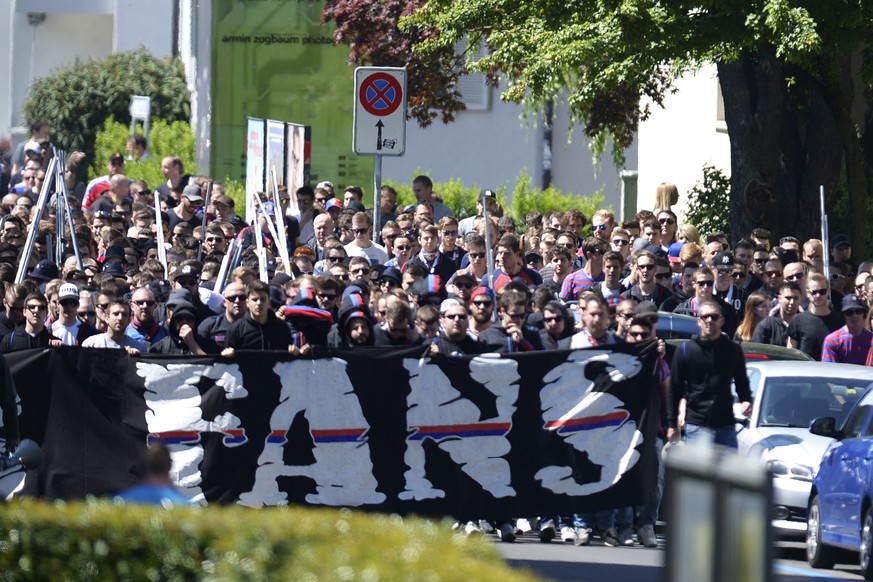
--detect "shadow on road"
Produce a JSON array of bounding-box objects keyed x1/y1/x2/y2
[{"x1": 505, "y1": 558, "x2": 661, "y2": 582}]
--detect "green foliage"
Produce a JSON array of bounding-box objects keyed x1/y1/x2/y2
[
  {"x1": 23, "y1": 48, "x2": 190, "y2": 162},
  {"x1": 90, "y1": 117, "x2": 196, "y2": 187},
  {"x1": 684, "y1": 165, "x2": 731, "y2": 238},
  {"x1": 509, "y1": 170, "x2": 605, "y2": 234},
  {"x1": 386, "y1": 170, "x2": 604, "y2": 231},
  {"x1": 0, "y1": 499, "x2": 537, "y2": 581},
  {"x1": 222, "y1": 178, "x2": 247, "y2": 213}
]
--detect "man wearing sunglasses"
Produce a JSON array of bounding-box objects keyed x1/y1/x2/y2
[
  {"x1": 198, "y1": 282, "x2": 249, "y2": 348},
  {"x1": 343, "y1": 212, "x2": 388, "y2": 265},
  {"x1": 821, "y1": 295, "x2": 872, "y2": 365},
  {"x1": 51, "y1": 284, "x2": 99, "y2": 347},
  {"x1": 667, "y1": 300, "x2": 751, "y2": 449},
  {"x1": 126, "y1": 287, "x2": 168, "y2": 348},
  {"x1": 621, "y1": 250, "x2": 673, "y2": 308},
  {"x1": 673, "y1": 266, "x2": 739, "y2": 338},
  {"x1": 787, "y1": 273, "x2": 846, "y2": 360}
]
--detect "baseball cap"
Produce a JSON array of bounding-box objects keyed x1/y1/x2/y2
[
  {"x1": 316, "y1": 181, "x2": 334, "y2": 191},
  {"x1": 174, "y1": 264, "x2": 199, "y2": 279},
  {"x1": 182, "y1": 184, "x2": 203, "y2": 203},
  {"x1": 58, "y1": 283, "x2": 80, "y2": 301},
  {"x1": 212, "y1": 194, "x2": 234, "y2": 208},
  {"x1": 668, "y1": 242, "x2": 685, "y2": 264},
  {"x1": 325, "y1": 198, "x2": 342, "y2": 212},
  {"x1": 479, "y1": 189, "x2": 497, "y2": 200},
  {"x1": 23, "y1": 140, "x2": 42, "y2": 155},
  {"x1": 379, "y1": 267, "x2": 402, "y2": 286},
  {"x1": 469, "y1": 286, "x2": 495, "y2": 302},
  {"x1": 714, "y1": 251, "x2": 735, "y2": 269},
  {"x1": 30, "y1": 259, "x2": 59, "y2": 281},
  {"x1": 440, "y1": 298, "x2": 462, "y2": 314},
  {"x1": 449, "y1": 269, "x2": 476, "y2": 285},
  {"x1": 842, "y1": 294, "x2": 865, "y2": 312},
  {"x1": 831, "y1": 234, "x2": 851, "y2": 250}
]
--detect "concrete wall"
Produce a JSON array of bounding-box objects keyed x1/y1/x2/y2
[{"x1": 636, "y1": 64, "x2": 731, "y2": 219}]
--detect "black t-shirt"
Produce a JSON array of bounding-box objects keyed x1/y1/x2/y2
[{"x1": 787, "y1": 310, "x2": 844, "y2": 361}]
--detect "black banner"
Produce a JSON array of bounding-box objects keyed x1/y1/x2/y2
[{"x1": 2, "y1": 344, "x2": 661, "y2": 517}]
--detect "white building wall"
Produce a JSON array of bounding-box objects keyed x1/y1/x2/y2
[
  {"x1": 1, "y1": 0, "x2": 172, "y2": 145},
  {"x1": 636, "y1": 63, "x2": 731, "y2": 219},
  {"x1": 382, "y1": 88, "x2": 634, "y2": 214}
]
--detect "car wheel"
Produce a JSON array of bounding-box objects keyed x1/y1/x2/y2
[
  {"x1": 807, "y1": 496, "x2": 836, "y2": 569},
  {"x1": 862, "y1": 508, "x2": 873, "y2": 580}
]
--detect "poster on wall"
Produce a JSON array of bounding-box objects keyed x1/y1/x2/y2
[
  {"x1": 285, "y1": 123, "x2": 310, "y2": 199},
  {"x1": 265, "y1": 119, "x2": 286, "y2": 192},
  {"x1": 245, "y1": 117, "x2": 266, "y2": 222},
  {"x1": 212, "y1": 0, "x2": 372, "y2": 190}
]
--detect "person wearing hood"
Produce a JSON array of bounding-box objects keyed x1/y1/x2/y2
[
  {"x1": 150, "y1": 299, "x2": 218, "y2": 355},
  {"x1": 327, "y1": 291, "x2": 375, "y2": 349},
  {"x1": 430, "y1": 299, "x2": 488, "y2": 356},
  {"x1": 282, "y1": 287, "x2": 333, "y2": 349}
]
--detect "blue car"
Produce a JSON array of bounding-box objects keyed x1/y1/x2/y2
[{"x1": 807, "y1": 383, "x2": 873, "y2": 578}]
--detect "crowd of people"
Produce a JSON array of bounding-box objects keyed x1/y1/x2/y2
[{"x1": 0, "y1": 122, "x2": 869, "y2": 547}]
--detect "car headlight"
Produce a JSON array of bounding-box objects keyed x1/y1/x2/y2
[{"x1": 766, "y1": 460, "x2": 814, "y2": 482}]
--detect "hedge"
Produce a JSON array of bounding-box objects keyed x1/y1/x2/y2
[{"x1": 0, "y1": 499, "x2": 538, "y2": 581}]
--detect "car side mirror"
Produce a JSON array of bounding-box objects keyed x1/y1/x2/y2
[{"x1": 809, "y1": 416, "x2": 841, "y2": 439}]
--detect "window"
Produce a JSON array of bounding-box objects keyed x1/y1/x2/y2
[{"x1": 455, "y1": 37, "x2": 491, "y2": 111}]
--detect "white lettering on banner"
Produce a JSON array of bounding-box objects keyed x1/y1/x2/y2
[
  {"x1": 239, "y1": 359, "x2": 385, "y2": 508},
  {"x1": 399, "y1": 355, "x2": 519, "y2": 501},
  {"x1": 535, "y1": 351, "x2": 644, "y2": 495},
  {"x1": 136, "y1": 363, "x2": 248, "y2": 503}
]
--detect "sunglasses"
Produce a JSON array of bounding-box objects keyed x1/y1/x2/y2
[
  {"x1": 732, "y1": 272, "x2": 746, "y2": 278},
  {"x1": 176, "y1": 278, "x2": 197, "y2": 286},
  {"x1": 655, "y1": 273, "x2": 672, "y2": 281},
  {"x1": 395, "y1": 245, "x2": 411, "y2": 251},
  {"x1": 454, "y1": 282, "x2": 474, "y2": 290},
  {"x1": 543, "y1": 315, "x2": 564, "y2": 323},
  {"x1": 699, "y1": 313, "x2": 722, "y2": 321},
  {"x1": 352, "y1": 268, "x2": 370, "y2": 275},
  {"x1": 612, "y1": 239, "x2": 629, "y2": 246},
  {"x1": 468, "y1": 252, "x2": 485, "y2": 259},
  {"x1": 809, "y1": 289, "x2": 828, "y2": 297},
  {"x1": 326, "y1": 256, "x2": 345, "y2": 262},
  {"x1": 25, "y1": 304, "x2": 47, "y2": 312},
  {"x1": 224, "y1": 295, "x2": 246, "y2": 302},
  {"x1": 845, "y1": 309, "x2": 866, "y2": 317},
  {"x1": 442, "y1": 230, "x2": 458, "y2": 237},
  {"x1": 472, "y1": 301, "x2": 493, "y2": 308},
  {"x1": 77, "y1": 310, "x2": 96, "y2": 318},
  {"x1": 659, "y1": 218, "x2": 676, "y2": 225},
  {"x1": 133, "y1": 300, "x2": 156, "y2": 307},
  {"x1": 753, "y1": 258, "x2": 768, "y2": 264},
  {"x1": 443, "y1": 313, "x2": 468, "y2": 321},
  {"x1": 695, "y1": 280, "x2": 714, "y2": 287},
  {"x1": 628, "y1": 331, "x2": 649, "y2": 339},
  {"x1": 351, "y1": 228, "x2": 368, "y2": 235},
  {"x1": 638, "y1": 264, "x2": 656, "y2": 271},
  {"x1": 617, "y1": 312, "x2": 635, "y2": 319},
  {"x1": 593, "y1": 224, "x2": 608, "y2": 231},
  {"x1": 765, "y1": 271, "x2": 783, "y2": 277},
  {"x1": 60, "y1": 299, "x2": 78, "y2": 307},
  {"x1": 785, "y1": 273, "x2": 805, "y2": 281},
  {"x1": 380, "y1": 280, "x2": 398, "y2": 288},
  {"x1": 206, "y1": 237, "x2": 225, "y2": 243},
  {"x1": 318, "y1": 293, "x2": 336, "y2": 301}
]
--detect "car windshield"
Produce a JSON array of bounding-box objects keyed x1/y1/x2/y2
[{"x1": 758, "y1": 377, "x2": 868, "y2": 428}]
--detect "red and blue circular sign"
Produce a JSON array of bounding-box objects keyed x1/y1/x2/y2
[{"x1": 358, "y1": 72, "x2": 403, "y2": 117}]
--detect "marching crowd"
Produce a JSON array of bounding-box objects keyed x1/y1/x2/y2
[{"x1": 0, "y1": 120, "x2": 869, "y2": 546}]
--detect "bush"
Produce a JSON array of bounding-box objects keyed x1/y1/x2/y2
[
  {"x1": 23, "y1": 48, "x2": 190, "y2": 163},
  {"x1": 91, "y1": 117, "x2": 196, "y2": 187},
  {"x1": 0, "y1": 499, "x2": 537, "y2": 581},
  {"x1": 509, "y1": 170, "x2": 605, "y2": 235},
  {"x1": 684, "y1": 165, "x2": 731, "y2": 238},
  {"x1": 387, "y1": 170, "x2": 605, "y2": 232}
]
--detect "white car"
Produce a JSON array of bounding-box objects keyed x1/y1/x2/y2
[{"x1": 737, "y1": 361, "x2": 873, "y2": 537}]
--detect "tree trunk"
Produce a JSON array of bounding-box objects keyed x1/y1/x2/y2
[{"x1": 718, "y1": 47, "x2": 844, "y2": 247}]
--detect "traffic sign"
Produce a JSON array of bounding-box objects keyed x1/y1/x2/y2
[{"x1": 353, "y1": 67, "x2": 407, "y2": 156}]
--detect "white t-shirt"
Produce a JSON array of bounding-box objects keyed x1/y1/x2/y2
[
  {"x1": 344, "y1": 240, "x2": 389, "y2": 265},
  {"x1": 82, "y1": 333, "x2": 146, "y2": 351},
  {"x1": 51, "y1": 319, "x2": 82, "y2": 346}
]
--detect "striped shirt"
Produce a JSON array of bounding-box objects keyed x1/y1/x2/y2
[
  {"x1": 560, "y1": 269, "x2": 605, "y2": 301},
  {"x1": 821, "y1": 327, "x2": 873, "y2": 365}
]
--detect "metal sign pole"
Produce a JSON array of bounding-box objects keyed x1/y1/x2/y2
[
  {"x1": 373, "y1": 154, "x2": 382, "y2": 242},
  {"x1": 820, "y1": 185, "x2": 831, "y2": 298},
  {"x1": 154, "y1": 191, "x2": 168, "y2": 279}
]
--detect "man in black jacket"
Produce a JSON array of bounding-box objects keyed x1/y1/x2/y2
[
  {"x1": 0, "y1": 293, "x2": 52, "y2": 353},
  {"x1": 222, "y1": 281, "x2": 292, "y2": 354},
  {"x1": 667, "y1": 299, "x2": 751, "y2": 448}
]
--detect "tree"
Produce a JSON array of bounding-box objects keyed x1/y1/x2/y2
[
  {"x1": 323, "y1": 0, "x2": 468, "y2": 126},
  {"x1": 23, "y1": 48, "x2": 190, "y2": 164},
  {"x1": 326, "y1": 0, "x2": 873, "y2": 254}
]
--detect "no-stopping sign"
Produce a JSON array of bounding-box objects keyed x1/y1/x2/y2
[{"x1": 354, "y1": 67, "x2": 407, "y2": 156}]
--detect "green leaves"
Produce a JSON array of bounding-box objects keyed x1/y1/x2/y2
[{"x1": 23, "y1": 48, "x2": 190, "y2": 164}]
